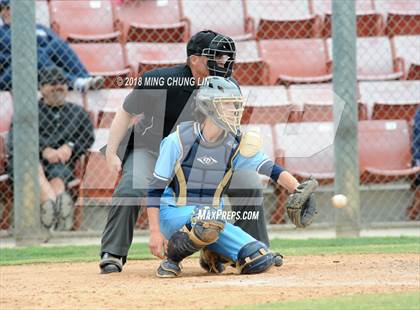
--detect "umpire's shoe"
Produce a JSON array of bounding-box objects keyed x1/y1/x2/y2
[
  {"x1": 100, "y1": 253, "x2": 123, "y2": 274},
  {"x1": 156, "y1": 259, "x2": 181, "y2": 278}
]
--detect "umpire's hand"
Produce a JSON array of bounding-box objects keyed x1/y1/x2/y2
[
  {"x1": 106, "y1": 153, "x2": 122, "y2": 172},
  {"x1": 149, "y1": 231, "x2": 168, "y2": 259}
]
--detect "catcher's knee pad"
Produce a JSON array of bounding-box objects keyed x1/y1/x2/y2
[
  {"x1": 167, "y1": 220, "x2": 225, "y2": 263},
  {"x1": 188, "y1": 219, "x2": 225, "y2": 247},
  {"x1": 236, "y1": 241, "x2": 275, "y2": 274},
  {"x1": 199, "y1": 247, "x2": 232, "y2": 274}
]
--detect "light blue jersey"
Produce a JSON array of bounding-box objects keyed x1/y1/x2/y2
[{"x1": 153, "y1": 131, "x2": 271, "y2": 208}]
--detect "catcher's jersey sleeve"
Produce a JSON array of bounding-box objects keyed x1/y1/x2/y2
[
  {"x1": 234, "y1": 151, "x2": 270, "y2": 173},
  {"x1": 233, "y1": 151, "x2": 284, "y2": 182},
  {"x1": 153, "y1": 132, "x2": 181, "y2": 181},
  {"x1": 147, "y1": 133, "x2": 181, "y2": 208}
]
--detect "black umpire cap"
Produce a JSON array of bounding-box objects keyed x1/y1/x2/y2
[{"x1": 186, "y1": 30, "x2": 220, "y2": 56}]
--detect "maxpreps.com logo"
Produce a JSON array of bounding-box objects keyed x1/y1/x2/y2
[{"x1": 197, "y1": 156, "x2": 218, "y2": 166}]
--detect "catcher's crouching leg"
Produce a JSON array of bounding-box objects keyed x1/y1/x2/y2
[
  {"x1": 199, "y1": 247, "x2": 232, "y2": 274},
  {"x1": 236, "y1": 241, "x2": 275, "y2": 274},
  {"x1": 157, "y1": 219, "x2": 225, "y2": 278}
]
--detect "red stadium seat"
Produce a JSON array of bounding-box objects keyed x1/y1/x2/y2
[
  {"x1": 240, "y1": 86, "x2": 293, "y2": 124},
  {"x1": 71, "y1": 43, "x2": 132, "y2": 88},
  {"x1": 76, "y1": 129, "x2": 120, "y2": 229},
  {"x1": 50, "y1": 0, "x2": 120, "y2": 43},
  {"x1": 0, "y1": 92, "x2": 13, "y2": 133},
  {"x1": 274, "y1": 120, "x2": 419, "y2": 184},
  {"x1": 233, "y1": 40, "x2": 268, "y2": 85},
  {"x1": 359, "y1": 119, "x2": 420, "y2": 183},
  {"x1": 246, "y1": 0, "x2": 321, "y2": 39},
  {"x1": 375, "y1": 0, "x2": 420, "y2": 36},
  {"x1": 86, "y1": 89, "x2": 131, "y2": 128},
  {"x1": 181, "y1": 0, "x2": 252, "y2": 41},
  {"x1": 126, "y1": 42, "x2": 186, "y2": 77},
  {"x1": 359, "y1": 80, "x2": 420, "y2": 121},
  {"x1": 114, "y1": 0, "x2": 186, "y2": 42},
  {"x1": 260, "y1": 39, "x2": 332, "y2": 85},
  {"x1": 327, "y1": 36, "x2": 403, "y2": 81},
  {"x1": 274, "y1": 122, "x2": 335, "y2": 184},
  {"x1": 393, "y1": 35, "x2": 420, "y2": 80},
  {"x1": 0, "y1": 133, "x2": 7, "y2": 175},
  {"x1": 313, "y1": 0, "x2": 384, "y2": 37},
  {"x1": 289, "y1": 83, "x2": 367, "y2": 122},
  {"x1": 0, "y1": 131, "x2": 11, "y2": 230}
]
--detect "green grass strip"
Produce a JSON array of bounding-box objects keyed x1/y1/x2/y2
[
  {"x1": 227, "y1": 292, "x2": 420, "y2": 310},
  {"x1": 0, "y1": 236, "x2": 419, "y2": 266}
]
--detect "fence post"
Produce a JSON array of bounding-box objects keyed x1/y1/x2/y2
[
  {"x1": 11, "y1": 0, "x2": 42, "y2": 245},
  {"x1": 332, "y1": 0, "x2": 361, "y2": 237}
]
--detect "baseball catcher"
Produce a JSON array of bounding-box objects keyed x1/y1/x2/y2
[{"x1": 146, "y1": 76, "x2": 318, "y2": 277}]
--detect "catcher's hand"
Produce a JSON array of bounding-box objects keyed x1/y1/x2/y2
[{"x1": 286, "y1": 177, "x2": 318, "y2": 228}]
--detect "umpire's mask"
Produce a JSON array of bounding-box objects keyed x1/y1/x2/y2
[{"x1": 202, "y1": 34, "x2": 236, "y2": 78}]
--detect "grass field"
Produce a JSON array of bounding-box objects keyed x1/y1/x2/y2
[
  {"x1": 1, "y1": 236, "x2": 419, "y2": 265},
  {"x1": 1, "y1": 236, "x2": 419, "y2": 309}
]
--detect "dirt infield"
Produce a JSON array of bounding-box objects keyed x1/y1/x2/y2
[{"x1": 1, "y1": 253, "x2": 419, "y2": 310}]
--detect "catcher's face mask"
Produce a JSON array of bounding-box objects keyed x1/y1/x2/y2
[
  {"x1": 196, "y1": 76, "x2": 244, "y2": 134},
  {"x1": 202, "y1": 34, "x2": 236, "y2": 78},
  {"x1": 212, "y1": 96, "x2": 244, "y2": 134}
]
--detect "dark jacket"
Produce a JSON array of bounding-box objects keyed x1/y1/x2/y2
[
  {"x1": 7, "y1": 99, "x2": 94, "y2": 166},
  {"x1": 111, "y1": 64, "x2": 197, "y2": 160}
]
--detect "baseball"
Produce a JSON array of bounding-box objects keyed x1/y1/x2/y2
[{"x1": 332, "y1": 194, "x2": 348, "y2": 208}]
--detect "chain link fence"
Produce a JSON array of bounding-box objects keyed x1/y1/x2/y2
[{"x1": 0, "y1": 0, "x2": 419, "y2": 239}]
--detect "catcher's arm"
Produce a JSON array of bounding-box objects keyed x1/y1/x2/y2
[
  {"x1": 277, "y1": 170, "x2": 300, "y2": 193},
  {"x1": 237, "y1": 132, "x2": 318, "y2": 227}
]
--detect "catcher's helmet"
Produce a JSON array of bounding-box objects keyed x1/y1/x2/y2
[{"x1": 195, "y1": 76, "x2": 244, "y2": 134}]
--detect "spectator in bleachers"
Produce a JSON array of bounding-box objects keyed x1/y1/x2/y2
[
  {"x1": 6, "y1": 67, "x2": 95, "y2": 230},
  {"x1": 408, "y1": 106, "x2": 420, "y2": 220},
  {"x1": 0, "y1": 0, "x2": 104, "y2": 92}
]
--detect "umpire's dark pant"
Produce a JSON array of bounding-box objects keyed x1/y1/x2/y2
[{"x1": 100, "y1": 148, "x2": 269, "y2": 258}]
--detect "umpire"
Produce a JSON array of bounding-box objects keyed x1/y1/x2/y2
[{"x1": 100, "y1": 30, "x2": 272, "y2": 274}]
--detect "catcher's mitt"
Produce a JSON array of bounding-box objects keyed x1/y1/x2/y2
[{"x1": 286, "y1": 177, "x2": 318, "y2": 228}]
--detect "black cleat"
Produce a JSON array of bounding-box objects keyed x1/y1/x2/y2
[
  {"x1": 99, "y1": 253, "x2": 123, "y2": 274},
  {"x1": 156, "y1": 259, "x2": 181, "y2": 278}
]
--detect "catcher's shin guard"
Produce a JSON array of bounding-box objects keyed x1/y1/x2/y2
[
  {"x1": 159, "y1": 220, "x2": 225, "y2": 278},
  {"x1": 236, "y1": 241, "x2": 275, "y2": 274},
  {"x1": 166, "y1": 220, "x2": 225, "y2": 263}
]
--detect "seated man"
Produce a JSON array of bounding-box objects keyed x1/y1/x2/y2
[
  {"x1": 7, "y1": 67, "x2": 95, "y2": 230},
  {"x1": 0, "y1": 0, "x2": 103, "y2": 92},
  {"x1": 144, "y1": 76, "x2": 317, "y2": 277}
]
